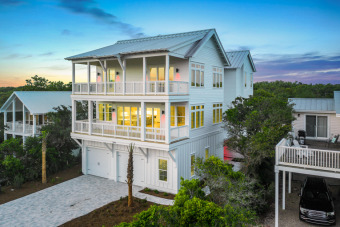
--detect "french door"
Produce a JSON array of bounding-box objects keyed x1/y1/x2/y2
[{"x1": 306, "y1": 115, "x2": 327, "y2": 138}]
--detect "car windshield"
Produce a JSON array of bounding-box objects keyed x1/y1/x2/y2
[{"x1": 303, "y1": 190, "x2": 329, "y2": 201}]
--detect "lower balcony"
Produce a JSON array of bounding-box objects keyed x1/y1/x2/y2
[
  {"x1": 74, "y1": 120, "x2": 188, "y2": 143},
  {"x1": 5, "y1": 122, "x2": 42, "y2": 135}
]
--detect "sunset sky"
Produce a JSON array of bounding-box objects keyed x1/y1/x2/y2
[{"x1": 1, "y1": 0, "x2": 340, "y2": 86}]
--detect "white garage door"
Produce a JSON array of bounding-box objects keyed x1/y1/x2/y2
[
  {"x1": 118, "y1": 152, "x2": 145, "y2": 186},
  {"x1": 87, "y1": 147, "x2": 110, "y2": 178}
]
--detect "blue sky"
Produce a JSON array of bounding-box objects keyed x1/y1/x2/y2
[{"x1": 1, "y1": 0, "x2": 340, "y2": 86}]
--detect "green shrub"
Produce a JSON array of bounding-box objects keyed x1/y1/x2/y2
[
  {"x1": 144, "y1": 187, "x2": 150, "y2": 192},
  {"x1": 13, "y1": 174, "x2": 24, "y2": 188},
  {"x1": 163, "y1": 192, "x2": 168, "y2": 196},
  {"x1": 153, "y1": 190, "x2": 159, "y2": 194},
  {"x1": 2, "y1": 156, "x2": 24, "y2": 183}
]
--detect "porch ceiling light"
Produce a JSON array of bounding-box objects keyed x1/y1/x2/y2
[
  {"x1": 116, "y1": 72, "x2": 120, "y2": 75},
  {"x1": 162, "y1": 110, "x2": 165, "y2": 115},
  {"x1": 176, "y1": 68, "x2": 179, "y2": 73}
]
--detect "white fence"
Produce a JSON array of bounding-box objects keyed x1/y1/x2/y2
[
  {"x1": 73, "y1": 81, "x2": 189, "y2": 95},
  {"x1": 276, "y1": 138, "x2": 340, "y2": 172}
]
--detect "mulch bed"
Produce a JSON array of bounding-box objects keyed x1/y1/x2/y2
[
  {"x1": 139, "y1": 188, "x2": 176, "y2": 200},
  {"x1": 0, "y1": 164, "x2": 82, "y2": 205},
  {"x1": 60, "y1": 196, "x2": 156, "y2": 227}
]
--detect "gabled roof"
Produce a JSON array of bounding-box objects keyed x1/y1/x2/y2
[
  {"x1": 289, "y1": 98, "x2": 335, "y2": 113},
  {"x1": 225, "y1": 50, "x2": 256, "y2": 72},
  {"x1": 0, "y1": 91, "x2": 72, "y2": 115},
  {"x1": 65, "y1": 29, "x2": 230, "y2": 65}
]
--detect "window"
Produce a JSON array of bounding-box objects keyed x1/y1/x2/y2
[
  {"x1": 191, "y1": 154, "x2": 195, "y2": 176},
  {"x1": 117, "y1": 105, "x2": 141, "y2": 126},
  {"x1": 244, "y1": 72, "x2": 247, "y2": 87},
  {"x1": 191, "y1": 105, "x2": 204, "y2": 129},
  {"x1": 213, "y1": 67, "x2": 223, "y2": 88},
  {"x1": 191, "y1": 63, "x2": 204, "y2": 87},
  {"x1": 149, "y1": 66, "x2": 174, "y2": 81},
  {"x1": 146, "y1": 108, "x2": 161, "y2": 128},
  {"x1": 205, "y1": 147, "x2": 209, "y2": 159},
  {"x1": 159, "y1": 159, "x2": 167, "y2": 181},
  {"x1": 306, "y1": 115, "x2": 327, "y2": 138},
  {"x1": 171, "y1": 106, "x2": 186, "y2": 127},
  {"x1": 213, "y1": 103, "x2": 223, "y2": 124},
  {"x1": 99, "y1": 104, "x2": 113, "y2": 121}
]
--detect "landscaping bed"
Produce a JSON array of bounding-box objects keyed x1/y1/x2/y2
[
  {"x1": 140, "y1": 187, "x2": 176, "y2": 200},
  {"x1": 0, "y1": 164, "x2": 82, "y2": 205},
  {"x1": 60, "y1": 196, "x2": 157, "y2": 227}
]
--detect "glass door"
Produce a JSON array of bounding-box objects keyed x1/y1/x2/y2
[
  {"x1": 306, "y1": 115, "x2": 316, "y2": 137},
  {"x1": 317, "y1": 116, "x2": 327, "y2": 138}
]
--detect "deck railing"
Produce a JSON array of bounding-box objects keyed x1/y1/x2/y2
[
  {"x1": 145, "y1": 127, "x2": 165, "y2": 142},
  {"x1": 73, "y1": 81, "x2": 189, "y2": 95},
  {"x1": 5, "y1": 122, "x2": 41, "y2": 134},
  {"x1": 276, "y1": 138, "x2": 340, "y2": 172},
  {"x1": 170, "y1": 125, "x2": 189, "y2": 142}
]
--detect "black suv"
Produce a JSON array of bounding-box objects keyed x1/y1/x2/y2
[{"x1": 299, "y1": 177, "x2": 336, "y2": 225}]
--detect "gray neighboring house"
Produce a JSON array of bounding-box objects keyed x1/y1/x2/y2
[{"x1": 289, "y1": 91, "x2": 340, "y2": 140}]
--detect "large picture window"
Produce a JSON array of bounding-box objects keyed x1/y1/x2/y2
[
  {"x1": 213, "y1": 103, "x2": 223, "y2": 124},
  {"x1": 191, "y1": 63, "x2": 204, "y2": 87},
  {"x1": 171, "y1": 106, "x2": 186, "y2": 127},
  {"x1": 117, "y1": 105, "x2": 141, "y2": 126},
  {"x1": 159, "y1": 159, "x2": 168, "y2": 181},
  {"x1": 213, "y1": 67, "x2": 223, "y2": 88},
  {"x1": 191, "y1": 105, "x2": 204, "y2": 129},
  {"x1": 306, "y1": 115, "x2": 328, "y2": 138}
]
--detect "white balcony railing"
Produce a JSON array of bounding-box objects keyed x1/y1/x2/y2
[
  {"x1": 75, "y1": 120, "x2": 89, "y2": 133},
  {"x1": 276, "y1": 139, "x2": 340, "y2": 172},
  {"x1": 92, "y1": 122, "x2": 141, "y2": 140},
  {"x1": 145, "y1": 127, "x2": 165, "y2": 142},
  {"x1": 170, "y1": 125, "x2": 189, "y2": 142},
  {"x1": 5, "y1": 122, "x2": 41, "y2": 134},
  {"x1": 73, "y1": 81, "x2": 189, "y2": 95}
]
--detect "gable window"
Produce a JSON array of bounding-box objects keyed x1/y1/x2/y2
[
  {"x1": 213, "y1": 103, "x2": 223, "y2": 124},
  {"x1": 213, "y1": 67, "x2": 223, "y2": 88},
  {"x1": 191, "y1": 105, "x2": 204, "y2": 129},
  {"x1": 190, "y1": 154, "x2": 195, "y2": 176},
  {"x1": 306, "y1": 115, "x2": 327, "y2": 138},
  {"x1": 191, "y1": 63, "x2": 204, "y2": 87},
  {"x1": 171, "y1": 106, "x2": 186, "y2": 127},
  {"x1": 205, "y1": 147, "x2": 209, "y2": 159},
  {"x1": 99, "y1": 104, "x2": 113, "y2": 121},
  {"x1": 159, "y1": 159, "x2": 168, "y2": 181}
]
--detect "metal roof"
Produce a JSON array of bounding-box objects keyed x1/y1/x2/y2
[
  {"x1": 289, "y1": 98, "x2": 335, "y2": 113},
  {"x1": 334, "y1": 91, "x2": 340, "y2": 117},
  {"x1": 65, "y1": 29, "x2": 230, "y2": 65},
  {"x1": 225, "y1": 50, "x2": 256, "y2": 72},
  {"x1": 0, "y1": 91, "x2": 72, "y2": 115}
]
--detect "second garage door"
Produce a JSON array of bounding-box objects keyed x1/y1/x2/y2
[
  {"x1": 87, "y1": 147, "x2": 110, "y2": 178},
  {"x1": 118, "y1": 152, "x2": 145, "y2": 186}
]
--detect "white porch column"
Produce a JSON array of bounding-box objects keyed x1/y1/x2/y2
[
  {"x1": 122, "y1": 59, "x2": 126, "y2": 95},
  {"x1": 88, "y1": 100, "x2": 93, "y2": 135},
  {"x1": 87, "y1": 61, "x2": 90, "y2": 95},
  {"x1": 143, "y1": 57, "x2": 146, "y2": 95},
  {"x1": 275, "y1": 168, "x2": 279, "y2": 227},
  {"x1": 72, "y1": 99, "x2": 76, "y2": 132},
  {"x1": 104, "y1": 60, "x2": 107, "y2": 95},
  {"x1": 72, "y1": 63, "x2": 75, "y2": 94},
  {"x1": 33, "y1": 114, "x2": 36, "y2": 136},
  {"x1": 12, "y1": 99, "x2": 16, "y2": 133},
  {"x1": 141, "y1": 101, "x2": 145, "y2": 141},
  {"x1": 23, "y1": 105, "x2": 26, "y2": 134},
  {"x1": 165, "y1": 55, "x2": 169, "y2": 94},
  {"x1": 165, "y1": 101, "x2": 171, "y2": 144},
  {"x1": 282, "y1": 170, "x2": 286, "y2": 210},
  {"x1": 4, "y1": 110, "x2": 7, "y2": 140},
  {"x1": 288, "y1": 172, "x2": 292, "y2": 193}
]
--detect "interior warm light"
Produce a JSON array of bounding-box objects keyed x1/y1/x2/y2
[
  {"x1": 175, "y1": 73, "x2": 181, "y2": 81},
  {"x1": 116, "y1": 75, "x2": 120, "y2": 82},
  {"x1": 97, "y1": 76, "x2": 102, "y2": 82}
]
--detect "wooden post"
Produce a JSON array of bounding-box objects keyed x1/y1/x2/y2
[
  {"x1": 165, "y1": 55, "x2": 169, "y2": 94},
  {"x1": 123, "y1": 59, "x2": 126, "y2": 95},
  {"x1": 88, "y1": 100, "x2": 92, "y2": 135},
  {"x1": 141, "y1": 102, "x2": 145, "y2": 141},
  {"x1": 104, "y1": 60, "x2": 107, "y2": 95},
  {"x1": 12, "y1": 99, "x2": 16, "y2": 133},
  {"x1": 165, "y1": 102, "x2": 170, "y2": 144},
  {"x1": 42, "y1": 132, "x2": 48, "y2": 184},
  {"x1": 4, "y1": 110, "x2": 7, "y2": 140},
  {"x1": 33, "y1": 114, "x2": 36, "y2": 136},
  {"x1": 23, "y1": 105, "x2": 26, "y2": 134},
  {"x1": 143, "y1": 57, "x2": 146, "y2": 95},
  {"x1": 288, "y1": 172, "x2": 292, "y2": 193},
  {"x1": 282, "y1": 170, "x2": 286, "y2": 210},
  {"x1": 87, "y1": 61, "x2": 90, "y2": 94},
  {"x1": 72, "y1": 63, "x2": 75, "y2": 94},
  {"x1": 72, "y1": 99, "x2": 76, "y2": 132},
  {"x1": 275, "y1": 168, "x2": 279, "y2": 227}
]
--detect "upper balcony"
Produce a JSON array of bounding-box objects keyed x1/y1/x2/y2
[{"x1": 71, "y1": 55, "x2": 189, "y2": 96}]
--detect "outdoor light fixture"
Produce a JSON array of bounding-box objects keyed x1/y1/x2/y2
[
  {"x1": 97, "y1": 72, "x2": 101, "y2": 76},
  {"x1": 162, "y1": 110, "x2": 165, "y2": 115},
  {"x1": 176, "y1": 68, "x2": 179, "y2": 73},
  {"x1": 112, "y1": 108, "x2": 115, "y2": 112},
  {"x1": 298, "y1": 114, "x2": 300, "y2": 117},
  {"x1": 116, "y1": 72, "x2": 120, "y2": 75}
]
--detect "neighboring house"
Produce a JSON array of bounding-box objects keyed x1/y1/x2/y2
[
  {"x1": 289, "y1": 91, "x2": 340, "y2": 140},
  {"x1": 65, "y1": 29, "x2": 254, "y2": 193},
  {"x1": 224, "y1": 50, "x2": 256, "y2": 107},
  {"x1": 0, "y1": 91, "x2": 72, "y2": 143}
]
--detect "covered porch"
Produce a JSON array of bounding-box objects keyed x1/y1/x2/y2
[{"x1": 72, "y1": 54, "x2": 189, "y2": 96}]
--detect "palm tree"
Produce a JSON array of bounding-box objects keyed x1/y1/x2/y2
[
  {"x1": 41, "y1": 131, "x2": 49, "y2": 184},
  {"x1": 127, "y1": 143, "x2": 134, "y2": 207}
]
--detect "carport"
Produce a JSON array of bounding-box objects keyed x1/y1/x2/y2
[{"x1": 275, "y1": 139, "x2": 340, "y2": 227}]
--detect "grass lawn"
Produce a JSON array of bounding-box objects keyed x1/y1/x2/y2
[
  {"x1": 60, "y1": 196, "x2": 157, "y2": 227},
  {"x1": 0, "y1": 163, "x2": 82, "y2": 205}
]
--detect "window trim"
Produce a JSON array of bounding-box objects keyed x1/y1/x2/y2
[
  {"x1": 213, "y1": 103, "x2": 223, "y2": 124},
  {"x1": 205, "y1": 147, "x2": 210, "y2": 159},
  {"x1": 190, "y1": 104, "x2": 205, "y2": 129},
  {"x1": 158, "y1": 158, "x2": 168, "y2": 182},
  {"x1": 190, "y1": 153, "x2": 196, "y2": 177},
  {"x1": 191, "y1": 62, "x2": 205, "y2": 88},
  {"x1": 212, "y1": 66, "x2": 223, "y2": 88}
]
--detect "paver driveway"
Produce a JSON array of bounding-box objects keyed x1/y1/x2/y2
[{"x1": 0, "y1": 175, "x2": 142, "y2": 227}]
